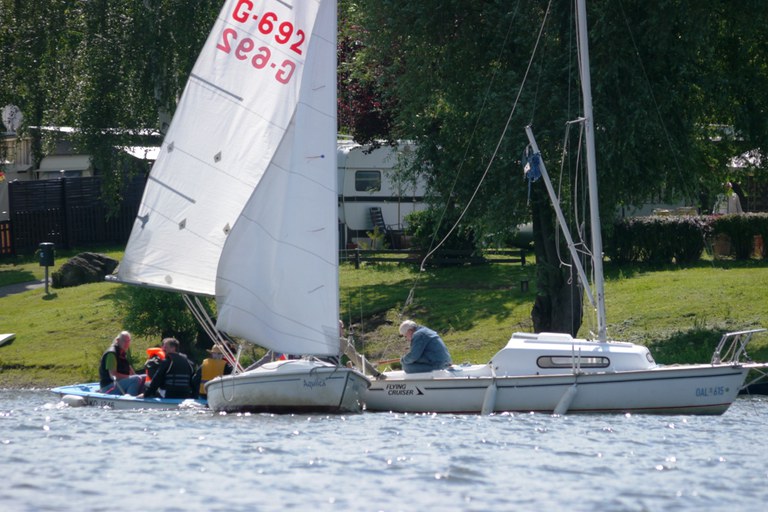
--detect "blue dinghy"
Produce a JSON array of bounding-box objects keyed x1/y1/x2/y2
[{"x1": 51, "y1": 382, "x2": 207, "y2": 410}]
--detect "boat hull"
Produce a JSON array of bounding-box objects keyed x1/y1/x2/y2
[
  {"x1": 364, "y1": 364, "x2": 756, "y2": 415},
  {"x1": 50, "y1": 383, "x2": 207, "y2": 410},
  {"x1": 205, "y1": 360, "x2": 369, "y2": 414}
]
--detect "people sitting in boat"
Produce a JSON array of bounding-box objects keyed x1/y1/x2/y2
[
  {"x1": 139, "y1": 337, "x2": 196, "y2": 399},
  {"x1": 398, "y1": 320, "x2": 452, "y2": 373},
  {"x1": 192, "y1": 345, "x2": 232, "y2": 398},
  {"x1": 98, "y1": 331, "x2": 144, "y2": 395}
]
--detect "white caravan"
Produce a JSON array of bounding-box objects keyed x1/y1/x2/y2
[{"x1": 337, "y1": 139, "x2": 426, "y2": 248}]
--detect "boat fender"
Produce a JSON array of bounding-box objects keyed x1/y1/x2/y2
[
  {"x1": 62, "y1": 394, "x2": 87, "y2": 407},
  {"x1": 481, "y1": 381, "x2": 497, "y2": 415},
  {"x1": 553, "y1": 384, "x2": 578, "y2": 416}
]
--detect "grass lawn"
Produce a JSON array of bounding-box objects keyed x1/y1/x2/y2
[{"x1": 2, "y1": 246, "x2": 767, "y2": 388}]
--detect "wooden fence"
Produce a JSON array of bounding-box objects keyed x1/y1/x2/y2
[
  {"x1": 340, "y1": 248, "x2": 527, "y2": 268},
  {"x1": 2, "y1": 176, "x2": 145, "y2": 257}
]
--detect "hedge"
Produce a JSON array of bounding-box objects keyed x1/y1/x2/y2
[{"x1": 606, "y1": 213, "x2": 768, "y2": 264}]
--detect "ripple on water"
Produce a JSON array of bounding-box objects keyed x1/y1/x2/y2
[{"x1": 2, "y1": 391, "x2": 768, "y2": 511}]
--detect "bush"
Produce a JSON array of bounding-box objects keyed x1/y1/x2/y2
[
  {"x1": 404, "y1": 208, "x2": 480, "y2": 264},
  {"x1": 112, "y1": 286, "x2": 210, "y2": 359},
  {"x1": 607, "y1": 216, "x2": 706, "y2": 265}
]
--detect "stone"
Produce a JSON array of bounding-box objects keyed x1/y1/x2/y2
[{"x1": 51, "y1": 252, "x2": 119, "y2": 288}]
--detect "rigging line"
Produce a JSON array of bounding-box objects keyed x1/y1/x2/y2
[
  {"x1": 182, "y1": 294, "x2": 242, "y2": 372},
  {"x1": 414, "y1": 0, "x2": 554, "y2": 275},
  {"x1": 551, "y1": 2, "x2": 580, "y2": 271},
  {"x1": 616, "y1": 0, "x2": 690, "y2": 199},
  {"x1": 400, "y1": 0, "x2": 526, "y2": 315},
  {"x1": 573, "y1": 120, "x2": 591, "y2": 260},
  {"x1": 554, "y1": 121, "x2": 572, "y2": 269},
  {"x1": 418, "y1": 0, "x2": 523, "y2": 264}
]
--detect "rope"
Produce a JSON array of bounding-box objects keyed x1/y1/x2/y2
[
  {"x1": 401, "y1": 0, "x2": 554, "y2": 317},
  {"x1": 181, "y1": 294, "x2": 243, "y2": 373}
]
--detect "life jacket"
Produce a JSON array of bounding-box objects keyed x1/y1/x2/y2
[
  {"x1": 146, "y1": 347, "x2": 166, "y2": 360},
  {"x1": 144, "y1": 348, "x2": 166, "y2": 383},
  {"x1": 98, "y1": 344, "x2": 132, "y2": 388},
  {"x1": 153, "y1": 353, "x2": 195, "y2": 399},
  {"x1": 199, "y1": 358, "x2": 228, "y2": 395}
]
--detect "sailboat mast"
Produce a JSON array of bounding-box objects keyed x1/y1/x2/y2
[{"x1": 576, "y1": 0, "x2": 607, "y2": 342}]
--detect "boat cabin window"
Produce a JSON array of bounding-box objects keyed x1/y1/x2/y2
[
  {"x1": 355, "y1": 170, "x2": 381, "y2": 192},
  {"x1": 537, "y1": 356, "x2": 610, "y2": 369}
]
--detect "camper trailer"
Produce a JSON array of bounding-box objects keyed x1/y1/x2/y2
[{"x1": 337, "y1": 140, "x2": 426, "y2": 248}]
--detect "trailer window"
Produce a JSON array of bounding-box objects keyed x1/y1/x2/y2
[
  {"x1": 355, "y1": 170, "x2": 381, "y2": 192},
  {"x1": 537, "y1": 356, "x2": 610, "y2": 369}
]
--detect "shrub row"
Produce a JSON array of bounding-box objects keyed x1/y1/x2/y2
[{"x1": 606, "y1": 213, "x2": 768, "y2": 264}]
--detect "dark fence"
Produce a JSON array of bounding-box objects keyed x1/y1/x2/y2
[
  {"x1": 341, "y1": 248, "x2": 527, "y2": 268},
  {"x1": 4, "y1": 176, "x2": 145, "y2": 256}
]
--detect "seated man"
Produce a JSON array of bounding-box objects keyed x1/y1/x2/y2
[
  {"x1": 140, "y1": 337, "x2": 196, "y2": 399},
  {"x1": 398, "y1": 320, "x2": 452, "y2": 373},
  {"x1": 99, "y1": 331, "x2": 144, "y2": 395}
]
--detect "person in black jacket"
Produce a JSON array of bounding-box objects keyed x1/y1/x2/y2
[{"x1": 139, "y1": 337, "x2": 195, "y2": 399}]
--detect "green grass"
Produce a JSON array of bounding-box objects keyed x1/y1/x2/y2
[
  {"x1": 0, "y1": 247, "x2": 152, "y2": 387},
  {"x1": 2, "y1": 246, "x2": 768, "y2": 388}
]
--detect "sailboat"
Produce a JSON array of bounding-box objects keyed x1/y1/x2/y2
[
  {"x1": 113, "y1": 0, "x2": 368, "y2": 413},
  {"x1": 363, "y1": 0, "x2": 768, "y2": 415}
]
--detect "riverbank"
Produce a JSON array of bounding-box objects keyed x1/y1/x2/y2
[{"x1": 2, "y1": 250, "x2": 768, "y2": 388}]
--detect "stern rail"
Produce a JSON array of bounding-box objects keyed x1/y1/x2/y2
[{"x1": 711, "y1": 328, "x2": 767, "y2": 364}]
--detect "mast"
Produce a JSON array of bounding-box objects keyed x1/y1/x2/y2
[{"x1": 576, "y1": 0, "x2": 607, "y2": 342}]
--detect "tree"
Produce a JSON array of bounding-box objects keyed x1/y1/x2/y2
[
  {"x1": 0, "y1": 0, "x2": 221, "y2": 194},
  {"x1": 344, "y1": 0, "x2": 586, "y2": 334},
  {"x1": 343, "y1": 0, "x2": 768, "y2": 335}
]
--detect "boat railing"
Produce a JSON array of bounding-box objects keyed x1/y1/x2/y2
[{"x1": 711, "y1": 328, "x2": 767, "y2": 364}]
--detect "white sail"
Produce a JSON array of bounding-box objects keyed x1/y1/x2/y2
[
  {"x1": 214, "y1": 0, "x2": 338, "y2": 356},
  {"x1": 118, "y1": 0, "x2": 327, "y2": 296}
]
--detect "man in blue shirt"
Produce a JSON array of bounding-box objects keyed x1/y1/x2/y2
[{"x1": 398, "y1": 320, "x2": 452, "y2": 373}]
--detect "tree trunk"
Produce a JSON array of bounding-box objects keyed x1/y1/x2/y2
[{"x1": 529, "y1": 181, "x2": 584, "y2": 336}]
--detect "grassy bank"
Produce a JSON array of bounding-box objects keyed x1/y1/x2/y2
[{"x1": 2, "y1": 247, "x2": 767, "y2": 388}]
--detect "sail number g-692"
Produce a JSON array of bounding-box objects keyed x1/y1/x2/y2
[{"x1": 217, "y1": 0, "x2": 308, "y2": 85}]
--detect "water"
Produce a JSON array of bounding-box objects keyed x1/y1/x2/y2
[{"x1": 2, "y1": 390, "x2": 768, "y2": 512}]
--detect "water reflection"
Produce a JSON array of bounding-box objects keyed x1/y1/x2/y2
[{"x1": 1, "y1": 390, "x2": 767, "y2": 511}]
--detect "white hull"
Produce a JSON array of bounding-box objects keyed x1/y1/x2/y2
[
  {"x1": 364, "y1": 331, "x2": 768, "y2": 415},
  {"x1": 365, "y1": 364, "x2": 761, "y2": 414},
  {"x1": 205, "y1": 359, "x2": 369, "y2": 414},
  {"x1": 51, "y1": 383, "x2": 207, "y2": 410}
]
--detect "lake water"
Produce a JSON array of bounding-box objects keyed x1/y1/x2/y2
[{"x1": 2, "y1": 390, "x2": 767, "y2": 512}]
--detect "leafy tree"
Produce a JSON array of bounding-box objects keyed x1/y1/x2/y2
[
  {"x1": 343, "y1": 0, "x2": 768, "y2": 335},
  {"x1": 0, "y1": 0, "x2": 221, "y2": 192},
  {"x1": 112, "y1": 286, "x2": 210, "y2": 360},
  {"x1": 4, "y1": 0, "x2": 768, "y2": 337}
]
